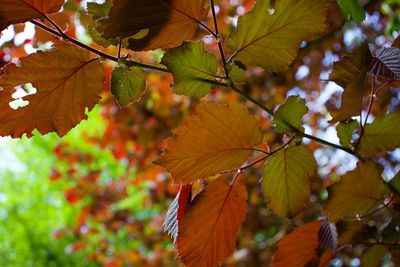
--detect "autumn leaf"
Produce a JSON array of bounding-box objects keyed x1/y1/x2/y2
[
  {"x1": 111, "y1": 66, "x2": 147, "y2": 107},
  {"x1": 337, "y1": 221, "x2": 377, "y2": 245},
  {"x1": 154, "y1": 103, "x2": 263, "y2": 184},
  {"x1": 369, "y1": 47, "x2": 400, "y2": 81},
  {"x1": 94, "y1": 0, "x2": 209, "y2": 51},
  {"x1": 273, "y1": 220, "x2": 335, "y2": 267},
  {"x1": 227, "y1": 0, "x2": 327, "y2": 72},
  {"x1": 273, "y1": 96, "x2": 308, "y2": 133},
  {"x1": 164, "y1": 185, "x2": 192, "y2": 242},
  {"x1": 336, "y1": 0, "x2": 366, "y2": 23},
  {"x1": 336, "y1": 120, "x2": 358, "y2": 147},
  {"x1": 0, "y1": 44, "x2": 104, "y2": 137},
  {"x1": 262, "y1": 145, "x2": 316, "y2": 217},
  {"x1": 329, "y1": 41, "x2": 372, "y2": 122},
  {"x1": 176, "y1": 176, "x2": 247, "y2": 267},
  {"x1": 0, "y1": 0, "x2": 65, "y2": 31},
  {"x1": 161, "y1": 42, "x2": 218, "y2": 98},
  {"x1": 324, "y1": 161, "x2": 386, "y2": 221},
  {"x1": 359, "y1": 113, "x2": 400, "y2": 156}
]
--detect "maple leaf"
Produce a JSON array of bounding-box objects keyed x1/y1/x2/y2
[
  {"x1": 161, "y1": 42, "x2": 218, "y2": 98},
  {"x1": 262, "y1": 145, "x2": 316, "y2": 217},
  {"x1": 94, "y1": 0, "x2": 209, "y2": 51},
  {"x1": 111, "y1": 66, "x2": 147, "y2": 107},
  {"x1": 0, "y1": 44, "x2": 104, "y2": 137},
  {"x1": 227, "y1": 0, "x2": 327, "y2": 72},
  {"x1": 176, "y1": 176, "x2": 247, "y2": 267},
  {"x1": 359, "y1": 113, "x2": 400, "y2": 156},
  {"x1": 0, "y1": 0, "x2": 65, "y2": 31},
  {"x1": 154, "y1": 102, "x2": 263, "y2": 184},
  {"x1": 329, "y1": 41, "x2": 372, "y2": 122},
  {"x1": 324, "y1": 161, "x2": 386, "y2": 221},
  {"x1": 273, "y1": 220, "x2": 335, "y2": 267}
]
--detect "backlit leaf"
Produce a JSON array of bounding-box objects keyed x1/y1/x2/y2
[
  {"x1": 273, "y1": 96, "x2": 308, "y2": 133},
  {"x1": 329, "y1": 41, "x2": 372, "y2": 122},
  {"x1": 95, "y1": 0, "x2": 208, "y2": 51},
  {"x1": 369, "y1": 47, "x2": 400, "y2": 80},
  {"x1": 111, "y1": 66, "x2": 147, "y2": 107},
  {"x1": 155, "y1": 102, "x2": 263, "y2": 184},
  {"x1": 0, "y1": 0, "x2": 65, "y2": 31},
  {"x1": 262, "y1": 145, "x2": 316, "y2": 217},
  {"x1": 361, "y1": 245, "x2": 388, "y2": 267},
  {"x1": 359, "y1": 113, "x2": 400, "y2": 156},
  {"x1": 161, "y1": 42, "x2": 218, "y2": 98},
  {"x1": 0, "y1": 44, "x2": 104, "y2": 137},
  {"x1": 324, "y1": 161, "x2": 385, "y2": 221},
  {"x1": 336, "y1": 120, "x2": 358, "y2": 147},
  {"x1": 273, "y1": 220, "x2": 322, "y2": 267},
  {"x1": 176, "y1": 176, "x2": 247, "y2": 267},
  {"x1": 336, "y1": 0, "x2": 366, "y2": 23},
  {"x1": 227, "y1": 0, "x2": 327, "y2": 72}
]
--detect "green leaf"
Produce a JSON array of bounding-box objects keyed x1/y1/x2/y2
[
  {"x1": 336, "y1": 120, "x2": 358, "y2": 147},
  {"x1": 359, "y1": 113, "x2": 400, "y2": 156},
  {"x1": 227, "y1": 63, "x2": 246, "y2": 83},
  {"x1": 388, "y1": 171, "x2": 400, "y2": 195},
  {"x1": 274, "y1": 96, "x2": 308, "y2": 133},
  {"x1": 87, "y1": 0, "x2": 112, "y2": 19},
  {"x1": 336, "y1": 0, "x2": 366, "y2": 23},
  {"x1": 161, "y1": 42, "x2": 218, "y2": 98},
  {"x1": 329, "y1": 41, "x2": 372, "y2": 122},
  {"x1": 227, "y1": 0, "x2": 327, "y2": 72},
  {"x1": 262, "y1": 145, "x2": 316, "y2": 217},
  {"x1": 111, "y1": 66, "x2": 147, "y2": 107},
  {"x1": 361, "y1": 245, "x2": 388, "y2": 267},
  {"x1": 324, "y1": 161, "x2": 385, "y2": 221}
]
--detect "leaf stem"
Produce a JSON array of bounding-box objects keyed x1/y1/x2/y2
[
  {"x1": 30, "y1": 19, "x2": 170, "y2": 73},
  {"x1": 210, "y1": 0, "x2": 229, "y2": 79}
]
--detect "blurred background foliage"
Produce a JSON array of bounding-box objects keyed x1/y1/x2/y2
[{"x1": 0, "y1": 0, "x2": 399, "y2": 266}]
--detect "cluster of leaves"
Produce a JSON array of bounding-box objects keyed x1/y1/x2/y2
[{"x1": 1, "y1": 0, "x2": 400, "y2": 266}]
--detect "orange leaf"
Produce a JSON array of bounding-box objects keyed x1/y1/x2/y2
[
  {"x1": 273, "y1": 220, "x2": 322, "y2": 267},
  {"x1": 95, "y1": 0, "x2": 209, "y2": 51},
  {"x1": 177, "y1": 176, "x2": 248, "y2": 267},
  {"x1": 0, "y1": 0, "x2": 64, "y2": 31},
  {"x1": 0, "y1": 44, "x2": 104, "y2": 137},
  {"x1": 155, "y1": 103, "x2": 263, "y2": 184}
]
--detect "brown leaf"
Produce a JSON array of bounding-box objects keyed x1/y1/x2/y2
[
  {"x1": 154, "y1": 103, "x2": 263, "y2": 184},
  {"x1": 176, "y1": 176, "x2": 247, "y2": 267},
  {"x1": 0, "y1": 0, "x2": 64, "y2": 31},
  {"x1": 95, "y1": 0, "x2": 209, "y2": 51},
  {"x1": 0, "y1": 44, "x2": 104, "y2": 137}
]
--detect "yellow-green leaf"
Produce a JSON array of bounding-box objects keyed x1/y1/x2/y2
[
  {"x1": 0, "y1": 44, "x2": 104, "y2": 138},
  {"x1": 336, "y1": 120, "x2": 358, "y2": 147},
  {"x1": 329, "y1": 41, "x2": 372, "y2": 122},
  {"x1": 262, "y1": 145, "x2": 316, "y2": 217},
  {"x1": 359, "y1": 113, "x2": 400, "y2": 156},
  {"x1": 227, "y1": 0, "x2": 327, "y2": 72},
  {"x1": 154, "y1": 103, "x2": 263, "y2": 184},
  {"x1": 111, "y1": 66, "x2": 147, "y2": 107},
  {"x1": 177, "y1": 176, "x2": 247, "y2": 267},
  {"x1": 274, "y1": 96, "x2": 308, "y2": 133},
  {"x1": 324, "y1": 161, "x2": 385, "y2": 222},
  {"x1": 336, "y1": 0, "x2": 366, "y2": 23},
  {"x1": 161, "y1": 42, "x2": 218, "y2": 98}
]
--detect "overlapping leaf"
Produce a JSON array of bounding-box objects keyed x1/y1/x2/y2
[
  {"x1": 155, "y1": 103, "x2": 263, "y2": 184},
  {"x1": 369, "y1": 47, "x2": 400, "y2": 81},
  {"x1": 329, "y1": 41, "x2": 372, "y2": 122},
  {"x1": 94, "y1": 0, "x2": 208, "y2": 51},
  {"x1": 336, "y1": 0, "x2": 366, "y2": 23},
  {"x1": 359, "y1": 113, "x2": 400, "y2": 156},
  {"x1": 0, "y1": 0, "x2": 64, "y2": 31},
  {"x1": 161, "y1": 42, "x2": 218, "y2": 98},
  {"x1": 227, "y1": 0, "x2": 327, "y2": 72},
  {"x1": 176, "y1": 177, "x2": 247, "y2": 267},
  {"x1": 0, "y1": 44, "x2": 104, "y2": 137},
  {"x1": 273, "y1": 220, "x2": 333, "y2": 267},
  {"x1": 325, "y1": 161, "x2": 386, "y2": 221},
  {"x1": 262, "y1": 145, "x2": 316, "y2": 217},
  {"x1": 273, "y1": 96, "x2": 308, "y2": 133},
  {"x1": 336, "y1": 120, "x2": 358, "y2": 147},
  {"x1": 111, "y1": 66, "x2": 147, "y2": 107}
]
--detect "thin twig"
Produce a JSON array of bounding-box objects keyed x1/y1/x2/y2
[
  {"x1": 117, "y1": 40, "x2": 122, "y2": 60},
  {"x1": 30, "y1": 19, "x2": 170, "y2": 73}
]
